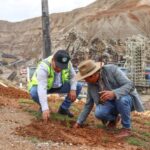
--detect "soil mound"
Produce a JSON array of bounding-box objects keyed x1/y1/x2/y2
[
  {"x1": 0, "y1": 85, "x2": 30, "y2": 99},
  {"x1": 16, "y1": 119, "x2": 123, "y2": 148}
]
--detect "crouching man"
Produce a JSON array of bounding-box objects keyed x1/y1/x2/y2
[
  {"x1": 74, "y1": 59, "x2": 144, "y2": 138},
  {"x1": 28, "y1": 50, "x2": 82, "y2": 122}
]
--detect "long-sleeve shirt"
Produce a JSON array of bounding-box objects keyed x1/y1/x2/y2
[
  {"x1": 37, "y1": 62, "x2": 77, "y2": 111},
  {"x1": 77, "y1": 64, "x2": 144, "y2": 125}
]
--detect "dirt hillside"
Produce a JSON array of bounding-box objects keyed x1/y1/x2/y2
[{"x1": 0, "y1": 84, "x2": 150, "y2": 150}]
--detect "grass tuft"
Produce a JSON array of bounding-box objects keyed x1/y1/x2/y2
[
  {"x1": 127, "y1": 137, "x2": 144, "y2": 146},
  {"x1": 25, "y1": 109, "x2": 42, "y2": 120}
]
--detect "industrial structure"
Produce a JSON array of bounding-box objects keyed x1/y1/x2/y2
[{"x1": 125, "y1": 35, "x2": 150, "y2": 92}]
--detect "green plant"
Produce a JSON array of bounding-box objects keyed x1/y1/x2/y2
[
  {"x1": 51, "y1": 112, "x2": 75, "y2": 121},
  {"x1": 127, "y1": 136, "x2": 150, "y2": 150},
  {"x1": 141, "y1": 132, "x2": 150, "y2": 138},
  {"x1": 51, "y1": 112, "x2": 67, "y2": 121},
  {"x1": 25, "y1": 109, "x2": 42, "y2": 120},
  {"x1": 65, "y1": 118, "x2": 71, "y2": 128},
  {"x1": 127, "y1": 137, "x2": 144, "y2": 146},
  {"x1": 50, "y1": 112, "x2": 75, "y2": 128}
]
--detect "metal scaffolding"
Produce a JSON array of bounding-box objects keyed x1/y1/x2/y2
[{"x1": 125, "y1": 35, "x2": 150, "y2": 87}]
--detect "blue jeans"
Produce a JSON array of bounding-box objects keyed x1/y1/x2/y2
[
  {"x1": 95, "y1": 95, "x2": 133, "y2": 128},
  {"x1": 30, "y1": 82, "x2": 82, "y2": 110}
]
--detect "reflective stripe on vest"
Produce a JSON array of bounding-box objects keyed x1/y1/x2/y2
[{"x1": 28, "y1": 56, "x2": 70, "y2": 91}]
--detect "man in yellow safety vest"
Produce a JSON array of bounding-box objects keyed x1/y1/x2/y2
[{"x1": 29, "y1": 50, "x2": 82, "y2": 122}]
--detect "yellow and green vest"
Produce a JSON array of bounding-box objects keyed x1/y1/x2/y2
[{"x1": 28, "y1": 56, "x2": 70, "y2": 91}]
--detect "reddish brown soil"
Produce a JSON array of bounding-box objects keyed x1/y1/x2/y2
[
  {"x1": 0, "y1": 85, "x2": 30, "y2": 99},
  {"x1": 0, "y1": 85, "x2": 31, "y2": 109},
  {"x1": 0, "y1": 84, "x2": 149, "y2": 149},
  {"x1": 15, "y1": 112, "x2": 150, "y2": 150},
  {"x1": 0, "y1": 85, "x2": 38, "y2": 111},
  {"x1": 16, "y1": 119, "x2": 124, "y2": 148},
  {"x1": 0, "y1": 96, "x2": 20, "y2": 108}
]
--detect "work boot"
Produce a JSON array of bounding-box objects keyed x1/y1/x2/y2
[
  {"x1": 107, "y1": 115, "x2": 121, "y2": 129},
  {"x1": 115, "y1": 128, "x2": 132, "y2": 138},
  {"x1": 58, "y1": 107, "x2": 74, "y2": 118},
  {"x1": 101, "y1": 119, "x2": 108, "y2": 126}
]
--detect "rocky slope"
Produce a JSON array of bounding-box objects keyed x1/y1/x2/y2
[{"x1": 0, "y1": 0, "x2": 150, "y2": 65}]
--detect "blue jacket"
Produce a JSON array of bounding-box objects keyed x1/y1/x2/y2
[{"x1": 77, "y1": 64, "x2": 144, "y2": 125}]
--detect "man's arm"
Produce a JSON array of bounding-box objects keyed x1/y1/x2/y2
[
  {"x1": 37, "y1": 64, "x2": 49, "y2": 111},
  {"x1": 69, "y1": 62, "x2": 77, "y2": 90},
  {"x1": 76, "y1": 87, "x2": 94, "y2": 125},
  {"x1": 37, "y1": 64, "x2": 51, "y2": 122},
  {"x1": 68, "y1": 62, "x2": 78, "y2": 101}
]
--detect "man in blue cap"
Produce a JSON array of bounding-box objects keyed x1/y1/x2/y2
[{"x1": 29, "y1": 50, "x2": 82, "y2": 122}]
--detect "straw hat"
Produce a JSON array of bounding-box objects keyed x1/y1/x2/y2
[{"x1": 75, "y1": 59, "x2": 104, "y2": 81}]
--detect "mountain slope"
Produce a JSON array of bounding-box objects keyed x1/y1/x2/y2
[{"x1": 0, "y1": 0, "x2": 150, "y2": 62}]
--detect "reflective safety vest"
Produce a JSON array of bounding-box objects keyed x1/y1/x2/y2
[{"x1": 28, "y1": 56, "x2": 70, "y2": 91}]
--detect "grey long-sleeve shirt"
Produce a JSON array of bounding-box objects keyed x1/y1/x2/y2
[
  {"x1": 37, "y1": 62, "x2": 77, "y2": 111},
  {"x1": 77, "y1": 64, "x2": 144, "y2": 125}
]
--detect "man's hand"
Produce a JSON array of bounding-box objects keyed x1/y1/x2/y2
[
  {"x1": 73, "y1": 122, "x2": 81, "y2": 128},
  {"x1": 68, "y1": 90, "x2": 77, "y2": 102},
  {"x1": 42, "y1": 109, "x2": 50, "y2": 123},
  {"x1": 99, "y1": 90, "x2": 116, "y2": 102}
]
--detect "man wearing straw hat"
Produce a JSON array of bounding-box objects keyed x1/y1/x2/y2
[{"x1": 74, "y1": 59, "x2": 144, "y2": 138}]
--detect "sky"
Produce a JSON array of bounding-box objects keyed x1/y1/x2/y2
[{"x1": 0, "y1": 0, "x2": 96, "y2": 22}]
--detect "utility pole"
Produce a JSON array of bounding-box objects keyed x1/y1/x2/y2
[{"x1": 42, "y1": 0, "x2": 51, "y2": 58}]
